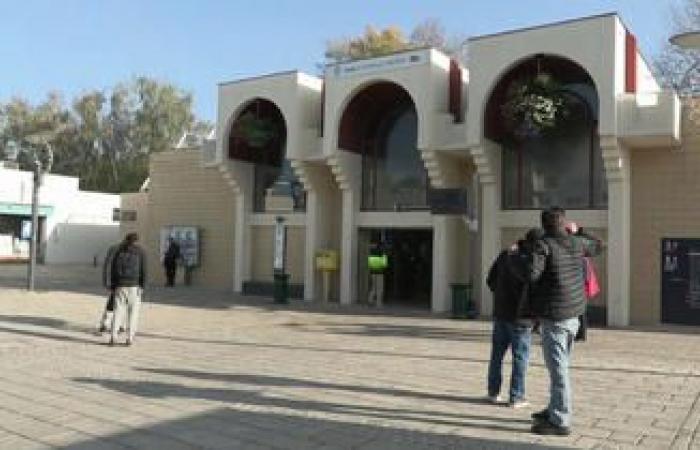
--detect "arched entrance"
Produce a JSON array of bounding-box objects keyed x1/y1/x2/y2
[
  {"x1": 338, "y1": 82, "x2": 432, "y2": 308},
  {"x1": 482, "y1": 54, "x2": 608, "y2": 324},
  {"x1": 228, "y1": 98, "x2": 304, "y2": 212}
]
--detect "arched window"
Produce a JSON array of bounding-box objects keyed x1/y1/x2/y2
[
  {"x1": 338, "y1": 82, "x2": 428, "y2": 211},
  {"x1": 362, "y1": 105, "x2": 427, "y2": 210},
  {"x1": 228, "y1": 99, "x2": 305, "y2": 212},
  {"x1": 485, "y1": 56, "x2": 607, "y2": 209}
]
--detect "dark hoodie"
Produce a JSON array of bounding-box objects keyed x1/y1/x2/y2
[{"x1": 487, "y1": 243, "x2": 534, "y2": 326}]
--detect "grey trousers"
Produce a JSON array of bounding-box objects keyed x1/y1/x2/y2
[{"x1": 111, "y1": 286, "x2": 142, "y2": 341}]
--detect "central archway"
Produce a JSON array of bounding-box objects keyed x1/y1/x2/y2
[
  {"x1": 338, "y1": 82, "x2": 428, "y2": 211},
  {"x1": 484, "y1": 55, "x2": 606, "y2": 210}
]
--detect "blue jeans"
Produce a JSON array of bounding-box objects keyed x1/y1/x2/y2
[
  {"x1": 487, "y1": 320, "x2": 532, "y2": 402},
  {"x1": 541, "y1": 317, "x2": 580, "y2": 428}
]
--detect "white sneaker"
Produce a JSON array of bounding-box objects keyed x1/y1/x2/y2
[
  {"x1": 509, "y1": 399, "x2": 530, "y2": 409},
  {"x1": 487, "y1": 394, "x2": 503, "y2": 404}
]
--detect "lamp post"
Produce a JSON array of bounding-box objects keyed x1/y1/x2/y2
[
  {"x1": 22, "y1": 132, "x2": 54, "y2": 291},
  {"x1": 670, "y1": 31, "x2": 700, "y2": 92}
]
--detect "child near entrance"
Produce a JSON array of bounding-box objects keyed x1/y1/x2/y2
[{"x1": 367, "y1": 241, "x2": 388, "y2": 307}]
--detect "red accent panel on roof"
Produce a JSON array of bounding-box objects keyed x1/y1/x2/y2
[
  {"x1": 449, "y1": 60, "x2": 463, "y2": 123},
  {"x1": 625, "y1": 31, "x2": 637, "y2": 93}
]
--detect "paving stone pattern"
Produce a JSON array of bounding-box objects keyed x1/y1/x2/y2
[{"x1": 0, "y1": 264, "x2": 698, "y2": 449}]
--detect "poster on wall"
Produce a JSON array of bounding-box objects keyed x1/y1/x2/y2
[
  {"x1": 20, "y1": 220, "x2": 32, "y2": 240},
  {"x1": 160, "y1": 226, "x2": 200, "y2": 267},
  {"x1": 661, "y1": 238, "x2": 700, "y2": 325}
]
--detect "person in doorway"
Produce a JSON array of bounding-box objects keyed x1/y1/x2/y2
[
  {"x1": 367, "y1": 241, "x2": 388, "y2": 307},
  {"x1": 96, "y1": 242, "x2": 119, "y2": 334},
  {"x1": 528, "y1": 207, "x2": 602, "y2": 436},
  {"x1": 486, "y1": 228, "x2": 542, "y2": 408},
  {"x1": 163, "y1": 237, "x2": 181, "y2": 287},
  {"x1": 109, "y1": 232, "x2": 146, "y2": 346}
]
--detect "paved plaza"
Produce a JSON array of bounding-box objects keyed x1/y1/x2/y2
[{"x1": 0, "y1": 265, "x2": 698, "y2": 449}]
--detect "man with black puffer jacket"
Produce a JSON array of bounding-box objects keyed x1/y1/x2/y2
[
  {"x1": 529, "y1": 207, "x2": 602, "y2": 436},
  {"x1": 110, "y1": 232, "x2": 146, "y2": 346},
  {"x1": 486, "y1": 227, "x2": 543, "y2": 409}
]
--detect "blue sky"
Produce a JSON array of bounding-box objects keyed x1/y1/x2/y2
[{"x1": 0, "y1": 0, "x2": 680, "y2": 122}]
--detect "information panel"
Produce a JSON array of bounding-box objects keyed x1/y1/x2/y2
[
  {"x1": 661, "y1": 238, "x2": 700, "y2": 325},
  {"x1": 160, "y1": 226, "x2": 200, "y2": 268}
]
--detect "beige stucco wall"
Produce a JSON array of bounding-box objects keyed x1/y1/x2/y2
[
  {"x1": 146, "y1": 150, "x2": 236, "y2": 289},
  {"x1": 630, "y1": 102, "x2": 700, "y2": 325},
  {"x1": 119, "y1": 192, "x2": 149, "y2": 241},
  {"x1": 250, "y1": 225, "x2": 305, "y2": 284}
]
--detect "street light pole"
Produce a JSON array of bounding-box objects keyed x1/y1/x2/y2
[
  {"x1": 24, "y1": 136, "x2": 54, "y2": 291},
  {"x1": 28, "y1": 156, "x2": 41, "y2": 291},
  {"x1": 670, "y1": 31, "x2": 700, "y2": 92}
]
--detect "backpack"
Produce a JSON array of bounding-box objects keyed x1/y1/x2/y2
[{"x1": 113, "y1": 247, "x2": 140, "y2": 283}]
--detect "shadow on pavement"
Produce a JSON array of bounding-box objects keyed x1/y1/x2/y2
[
  {"x1": 57, "y1": 407, "x2": 566, "y2": 450},
  {"x1": 70, "y1": 378, "x2": 543, "y2": 438},
  {"x1": 138, "y1": 368, "x2": 493, "y2": 406},
  {"x1": 283, "y1": 321, "x2": 493, "y2": 342}
]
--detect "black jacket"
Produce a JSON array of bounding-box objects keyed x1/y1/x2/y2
[
  {"x1": 110, "y1": 244, "x2": 146, "y2": 289},
  {"x1": 487, "y1": 248, "x2": 533, "y2": 326},
  {"x1": 529, "y1": 229, "x2": 602, "y2": 321}
]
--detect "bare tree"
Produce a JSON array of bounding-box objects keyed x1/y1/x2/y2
[{"x1": 655, "y1": 0, "x2": 700, "y2": 95}]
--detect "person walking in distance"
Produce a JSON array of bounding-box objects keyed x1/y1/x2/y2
[
  {"x1": 529, "y1": 207, "x2": 602, "y2": 435},
  {"x1": 109, "y1": 233, "x2": 146, "y2": 346},
  {"x1": 96, "y1": 243, "x2": 119, "y2": 334},
  {"x1": 163, "y1": 237, "x2": 181, "y2": 287},
  {"x1": 486, "y1": 228, "x2": 542, "y2": 408}
]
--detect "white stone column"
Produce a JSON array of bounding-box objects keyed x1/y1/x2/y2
[
  {"x1": 431, "y1": 215, "x2": 468, "y2": 313},
  {"x1": 304, "y1": 190, "x2": 319, "y2": 301},
  {"x1": 233, "y1": 191, "x2": 250, "y2": 292},
  {"x1": 478, "y1": 179, "x2": 500, "y2": 317},
  {"x1": 602, "y1": 138, "x2": 631, "y2": 327},
  {"x1": 340, "y1": 188, "x2": 359, "y2": 305}
]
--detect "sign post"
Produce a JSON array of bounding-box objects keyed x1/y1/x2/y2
[{"x1": 273, "y1": 216, "x2": 289, "y2": 304}]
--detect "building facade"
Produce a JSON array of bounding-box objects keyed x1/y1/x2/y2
[
  {"x1": 135, "y1": 13, "x2": 699, "y2": 326},
  {"x1": 0, "y1": 164, "x2": 120, "y2": 263}
]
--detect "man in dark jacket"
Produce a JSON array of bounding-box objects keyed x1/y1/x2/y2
[
  {"x1": 529, "y1": 207, "x2": 602, "y2": 436},
  {"x1": 110, "y1": 232, "x2": 146, "y2": 346},
  {"x1": 96, "y1": 243, "x2": 119, "y2": 334},
  {"x1": 486, "y1": 228, "x2": 542, "y2": 408},
  {"x1": 163, "y1": 237, "x2": 181, "y2": 287}
]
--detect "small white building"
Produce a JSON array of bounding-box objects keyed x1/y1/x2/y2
[{"x1": 0, "y1": 163, "x2": 120, "y2": 264}]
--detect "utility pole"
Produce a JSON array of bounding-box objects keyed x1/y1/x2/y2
[{"x1": 23, "y1": 133, "x2": 54, "y2": 291}]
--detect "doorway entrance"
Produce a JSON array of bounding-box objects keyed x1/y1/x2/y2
[{"x1": 359, "y1": 228, "x2": 433, "y2": 308}]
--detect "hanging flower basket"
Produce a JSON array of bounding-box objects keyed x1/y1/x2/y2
[
  {"x1": 501, "y1": 74, "x2": 572, "y2": 140},
  {"x1": 235, "y1": 112, "x2": 278, "y2": 148}
]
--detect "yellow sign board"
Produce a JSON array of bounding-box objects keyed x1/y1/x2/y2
[{"x1": 315, "y1": 249, "x2": 338, "y2": 271}]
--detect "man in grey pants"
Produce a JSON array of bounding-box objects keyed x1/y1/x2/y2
[
  {"x1": 528, "y1": 207, "x2": 602, "y2": 435},
  {"x1": 109, "y1": 233, "x2": 146, "y2": 346}
]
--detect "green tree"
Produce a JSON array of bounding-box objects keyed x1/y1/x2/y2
[
  {"x1": 325, "y1": 25, "x2": 408, "y2": 62},
  {"x1": 324, "y1": 20, "x2": 467, "y2": 64},
  {"x1": 133, "y1": 77, "x2": 195, "y2": 154},
  {"x1": 0, "y1": 77, "x2": 207, "y2": 193}
]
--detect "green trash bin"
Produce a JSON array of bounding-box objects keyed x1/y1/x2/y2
[
  {"x1": 273, "y1": 273, "x2": 290, "y2": 304},
  {"x1": 451, "y1": 283, "x2": 474, "y2": 319}
]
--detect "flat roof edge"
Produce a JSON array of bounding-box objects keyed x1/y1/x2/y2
[
  {"x1": 218, "y1": 70, "x2": 320, "y2": 87},
  {"x1": 469, "y1": 12, "x2": 619, "y2": 43}
]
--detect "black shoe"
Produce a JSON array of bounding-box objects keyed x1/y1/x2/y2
[
  {"x1": 531, "y1": 420, "x2": 571, "y2": 436},
  {"x1": 532, "y1": 409, "x2": 549, "y2": 421}
]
